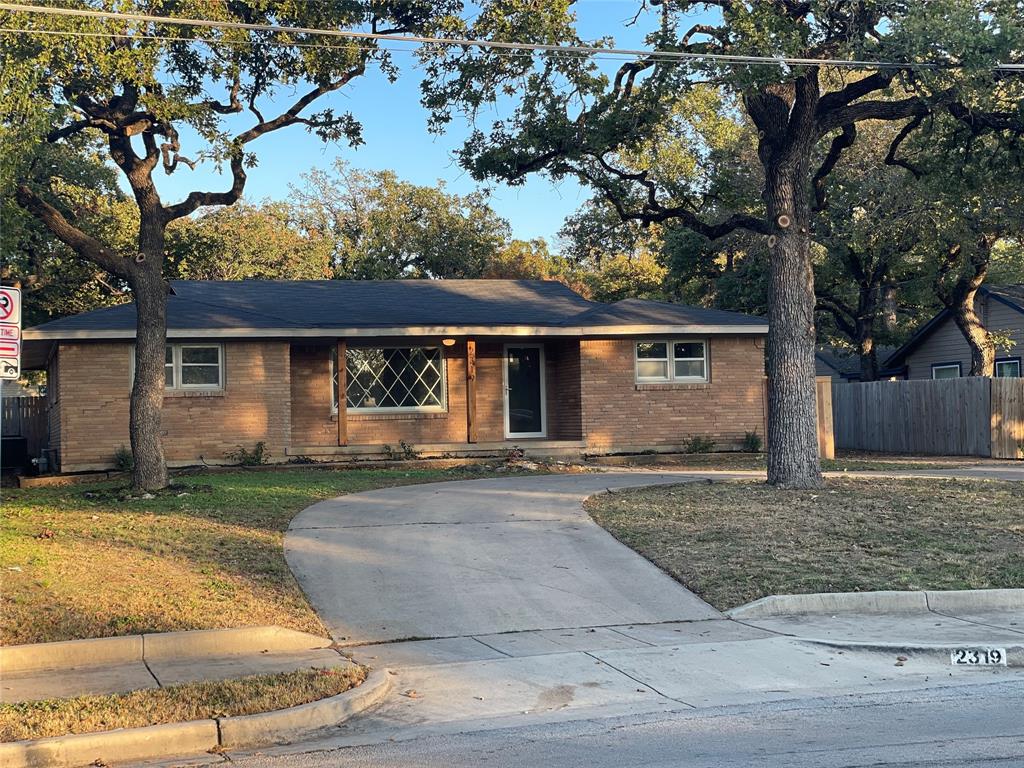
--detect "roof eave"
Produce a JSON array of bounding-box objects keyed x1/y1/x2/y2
[{"x1": 24, "y1": 323, "x2": 769, "y2": 341}]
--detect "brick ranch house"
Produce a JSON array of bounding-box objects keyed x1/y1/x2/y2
[{"x1": 22, "y1": 280, "x2": 769, "y2": 473}]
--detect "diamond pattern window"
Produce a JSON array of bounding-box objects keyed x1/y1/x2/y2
[{"x1": 332, "y1": 347, "x2": 446, "y2": 412}]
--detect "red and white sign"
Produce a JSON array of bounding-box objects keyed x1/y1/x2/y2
[
  {"x1": 0, "y1": 285, "x2": 22, "y2": 380},
  {"x1": 0, "y1": 287, "x2": 19, "y2": 323}
]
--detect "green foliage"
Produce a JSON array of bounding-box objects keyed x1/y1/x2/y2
[
  {"x1": 741, "y1": 432, "x2": 763, "y2": 454},
  {"x1": 225, "y1": 442, "x2": 270, "y2": 466},
  {"x1": 166, "y1": 203, "x2": 334, "y2": 281},
  {"x1": 113, "y1": 445, "x2": 134, "y2": 473},
  {"x1": 398, "y1": 441, "x2": 421, "y2": 460},
  {"x1": 683, "y1": 435, "x2": 715, "y2": 454},
  {"x1": 288, "y1": 160, "x2": 510, "y2": 279}
]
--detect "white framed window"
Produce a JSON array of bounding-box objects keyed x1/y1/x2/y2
[
  {"x1": 995, "y1": 357, "x2": 1021, "y2": 378},
  {"x1": 132, "y1": 343, "x2": 224, "y2": 390},
  {"x1": 635, "y1": 339, "x2": 708, "y2": 383},
  {"x1": 931, "y1": 362, "x2": 961, "y2": 380},
  {"x1": 331, "y1": 346, "x2": 446, "y2": 413}
]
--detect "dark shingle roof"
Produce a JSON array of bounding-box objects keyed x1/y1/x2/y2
[
  {"x1": 573, "y1": 297, "x2": 766, "y2": 327},
  {"x1": 24, "y1": 279, "x2": 768, "y2": 338},
  {"x1": 816, "y1": 346, "x2": 899, "y2": 380}
]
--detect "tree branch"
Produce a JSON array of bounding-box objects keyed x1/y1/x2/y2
[
  {"x1": 884, "y1": 114, "x2": 924, "y2": 178},
  {"x1": 15, "y1": 185, "x2": 129, "y2": 279},
  {"x1": 812, "y1": 123, "x2": 857, "y2": 211}
]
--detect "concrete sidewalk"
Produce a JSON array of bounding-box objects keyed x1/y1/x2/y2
[
  {"x1": 231, "y1": 608, "x2": 1023, "y2": 757},
  {"x1": 0, "y1": 627, "x2": 350, "y2": 704}
]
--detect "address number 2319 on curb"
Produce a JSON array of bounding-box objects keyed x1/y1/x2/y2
[{"x1": 951, "y1": 648, "x2": 1007, "y2": 666}]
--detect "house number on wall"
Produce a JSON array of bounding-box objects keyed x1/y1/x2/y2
[{"x1": 950, "y1": 648, "x2": 1007, "y2": 666}]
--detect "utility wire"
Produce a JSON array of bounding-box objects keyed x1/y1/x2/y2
[
  {"x1": 0, "y1": 25, "x2": 680, "y2": 63},
  {"x1": 2, "y1": 1, "x2": 1021, "y2": 71}
]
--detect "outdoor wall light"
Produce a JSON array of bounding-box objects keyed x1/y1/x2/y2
[{"x1": 442, "y1": 338, "x2": 457, "y2": 347}]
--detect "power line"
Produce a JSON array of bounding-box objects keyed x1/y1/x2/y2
[
  {"x1": 2, "y1": 1, "x2": 1020, "y2": 71},
  {"x1": 0, "y1": 25, "x2": 670, "y2": 63}
]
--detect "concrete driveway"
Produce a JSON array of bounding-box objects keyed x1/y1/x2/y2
[{"x1": 285, "y1": 472, "x2": 719, "y2": 645}]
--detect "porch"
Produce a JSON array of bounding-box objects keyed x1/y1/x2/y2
[{"x1": 288, "y1": 338, "x2": 583, "y2": 455}]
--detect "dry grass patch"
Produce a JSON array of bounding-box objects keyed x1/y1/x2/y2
[
  {"x1": 0, "y1": 466, "x2": 537, "y2": 645},
  {"x1": 587, "y1": 477, "x2": 1024, "y2": 611},
  {"x1": 0, "y1": 666, "x2": 364, "y2": 742},
  {"x1": 597, "y1": 452, "x2": 967, "y2": 472}
]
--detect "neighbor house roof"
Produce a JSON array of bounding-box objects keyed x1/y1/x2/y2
[
  {"x1": 22, "y1": 279, "x2": 767, "y2": 367},
  {"x1": 815, "y1": 345, "x2": 900, "y2": 381},
  {"x1": 883, "y1": 284, "x2": 1024, "y2": 371}
]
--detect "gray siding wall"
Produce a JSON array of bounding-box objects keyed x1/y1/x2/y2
[{"x1": 904, "y1": 294, "x2": 1024, "y2": 379}]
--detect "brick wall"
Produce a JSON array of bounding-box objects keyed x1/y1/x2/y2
[
  {"x1": 53, "y1": 335, "x2": 765, "y2": 468},
  {"x1": 288, "y1": 341, "x2": 582, "y2": 448},
  {"x1": 57, "y1": 341, "x2": 291, "y2": 471},
  {"x1": 579, "y1": 336, "x2": 766, "y2": 451},
  {"x1": 290, "y1": 342, "x2": 498, "y2": 448}
]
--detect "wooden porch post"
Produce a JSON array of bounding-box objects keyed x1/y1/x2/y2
[
  {"x1": 336, "y1": 340, "x2": 347, "y2": 446},
  {"x1": 466, "y1": 338, "x2": 478, "y2": 443}
]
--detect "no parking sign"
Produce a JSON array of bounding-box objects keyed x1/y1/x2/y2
[{"x1": 0, "y1": 286, "x2": 22, "y2": 380}]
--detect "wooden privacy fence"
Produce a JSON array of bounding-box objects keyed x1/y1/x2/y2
[
  {"x1": 1, "y1": 396, "x2": 48, "y2": 460},
  {"x1": 832, "y1": 378, "x2": 1024, "y2": 459}
]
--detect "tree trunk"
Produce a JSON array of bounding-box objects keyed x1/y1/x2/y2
[
  {"x1": 857, "y1": 330, "x2": 879, "y2": 382},
  {"x1": 764, "y1": 161, "x2": 824, "y2": 489},
  {"x1": 936, "y1": 238, "x2": 994, "y2": 377},
  {"x1": 855, "y1": 290, "x2": 879, "y2": 382},
  {"x1": 951, "y1": 296, "x2": 994, "y2": 376},
  {"x1": 128, "y1": 243, "x2": 169, "y2": 492}
]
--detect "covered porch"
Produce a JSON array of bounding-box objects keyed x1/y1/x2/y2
[{"x1": 288, "y1": 337, "x2": 584, "y2": 458}]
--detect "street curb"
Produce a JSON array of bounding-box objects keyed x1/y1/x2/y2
[
  {"x1": 218, "y1": 667, "x2": 392, "y2": 748},
  {"x1": 0, "y1": 719, "x2": 218, "y2": 768},
  {"x1": 799, "y1": 639, "x2": 1024, "y2": 667},
  {"x1": 0, "y1": 626, "x2": 331, "y2": 674},
  {"x1": 727, "y1": 589, "x2": 1024, "y2": 619},
  {"x1": 0, "y1": 669, "x2": 391, "y2": 768}
]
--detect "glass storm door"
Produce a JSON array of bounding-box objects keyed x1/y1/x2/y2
[{"x1": 504, "y1": 345, "x2": 546, "y2": 437}]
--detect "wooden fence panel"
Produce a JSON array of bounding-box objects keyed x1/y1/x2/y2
[
  {"x1": 832, "y1": 378, "x2": 995, "y2": 457},
  {"x1": 815, "y1": 377, "x2": 835, "y2": 459},
  {"x1": 1, "y1": 396, "x2": 48, "y2": 460},
  {"x1": 991, "y1": 378, "x2": 1024, "y2": 460}
]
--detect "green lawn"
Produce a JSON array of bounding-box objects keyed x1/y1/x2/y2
[
  {"x1": 587, "y1": 477, "x2": 1024, "y2": 611},
  {"x1": 0, "y1": 466, "x2": 527, "y2": 645}
]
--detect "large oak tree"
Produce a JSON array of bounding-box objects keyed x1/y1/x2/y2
[
  {"x1": 422, "y1": 1, "x2": 1023, "y2": 488},
  {"x1": 3, "y1": 1, "x2": 457, "y2": 490}
]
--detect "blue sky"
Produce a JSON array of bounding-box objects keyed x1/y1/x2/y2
[{"x1": 146, "y1": 2, "x2": 710, "y2": 248}]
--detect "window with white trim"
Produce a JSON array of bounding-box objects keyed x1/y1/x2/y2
[
  {"x1": 132, "y1": 344, "x2": 224, "y2": 390},
  {"x1": 995, "y1": 357, "x2": 1021, "y2": 378},
  {"x1": 635, "y1": 340, "x2": 708, "y2": 383},
  {"x1": 931, "y1": 363, "x2": 961, "y2": 380},
  {"x1": 331, "y1": 346, "x2": 446, "y2": 412}
]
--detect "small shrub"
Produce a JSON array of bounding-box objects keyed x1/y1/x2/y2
[
  {"x1": 683, "y1": 435, "x2": 715, "y2": 454},
  {"x1": 225, "y1": 442, "x2": 270, "y2": 466},
  {"x1": 381, "y1": 444, "x2": 395, "y2": 460},
  {"x1": 741, "y1": 431, "x2": 763, "y2": 453},
  {"x1": 398, "y1": 440, "x2": 421, "y2": 460},
  {"x1": 505, "y1": 446, "x2": 525, "y2": 461},
  {"x1": 287, "y1": 455, "x2": 316, "y2": 465},
  {"x1": 113, "y1": 445, "x2": 134, "y2": 472}
]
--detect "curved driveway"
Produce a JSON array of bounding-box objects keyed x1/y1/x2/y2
[{"x1": 285, "y1": 472, "x2": 719, "y2": 644}]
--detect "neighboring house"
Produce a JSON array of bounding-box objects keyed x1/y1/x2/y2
[
  {"x1": 815, "y1": 346, "x2": 900, "y2": 383},
  {"x1": 21, "y1": 280, "x2": 769, "y2": 473},
  {"x1": 884, "y1": 285, "x2": 1024, "y2": 380}
]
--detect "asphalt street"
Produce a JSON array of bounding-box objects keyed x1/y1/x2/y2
[{"x1": 214, "y1": 681, "x2": 1024, "y2": 768}]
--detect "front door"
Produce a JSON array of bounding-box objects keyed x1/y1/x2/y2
[{"x1": 504, "y1": 345, "x2": 546, "y2": 438}]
